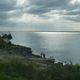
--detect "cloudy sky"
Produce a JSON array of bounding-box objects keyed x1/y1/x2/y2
[{"x1": 0, "y1": 0, "x2": 80, "y2": 31}]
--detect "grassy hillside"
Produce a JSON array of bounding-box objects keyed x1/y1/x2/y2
[
  {"x1": 0, "y1": 56, "x2": 80, "y2": 80},
  {"x1": 0, "y1": 34, "x2": 37, "y2": 57}
]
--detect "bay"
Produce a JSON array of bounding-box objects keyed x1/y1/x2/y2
[{"x1": 1, "y1": 31, "x2": 80, "y2": 64}]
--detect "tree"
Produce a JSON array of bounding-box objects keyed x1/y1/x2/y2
[
  {"x1": 2, "y1": 33, "x2": 12, "y2": 41},
  {"x1": 7, "y1": 34, "x2": 13, "y2": 40},
  {"x1": 0, "y1": 33, "x2": 13, "y2": 49}
]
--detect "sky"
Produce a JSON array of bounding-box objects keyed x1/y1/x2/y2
[{"x1": 0, "y1": 0, "x2": 80, "y2": 31}]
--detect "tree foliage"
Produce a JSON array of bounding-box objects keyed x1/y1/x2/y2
[{"x1": 0, "y1": 33, "x2": 12, "y2": 49}]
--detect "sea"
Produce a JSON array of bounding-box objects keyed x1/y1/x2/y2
[{"x1": 1, "y1": 31, "x2": 80, "y2": 64}]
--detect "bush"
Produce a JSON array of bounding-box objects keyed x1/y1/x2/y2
[{"x1": 0, "y1": 57, "x2": 80, "y2": 80}]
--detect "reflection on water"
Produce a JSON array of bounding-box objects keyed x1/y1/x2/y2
[{"x1": 1, "y1": 31, "x2": 80, "y2": 64}]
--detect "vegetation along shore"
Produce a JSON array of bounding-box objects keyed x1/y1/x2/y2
[{"x1": 0, "y1": 33, "x2": 80, "y2": 80}]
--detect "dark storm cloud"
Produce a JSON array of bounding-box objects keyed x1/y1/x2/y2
[
  {"x1": 65, "y1": 15, "x2": 80, "y2": 22},
  {"x1": 0, "y1": 0, "x2": 17, "y2": 11},
  {"x1": 0, "y1": 11, "x2": 18, "y2": 27},
  {"x1": 63, "y1": 9, "x2": 80, "y2": 22},
  {"x1": 0, "y1": 0, "x2": 18, "y2": 27},
  {"x1": 26, "y1": 0, "x2": 80, "y2": 22},
  {"x1": 0, "y1": 0, "x2": 80, "y2": 30},
  {"x1": 27, "y1": 0, "x2": 70, "y2": 15},
  {"x1": 27, "y1": 0, "x2": 80, "y2": 15},
  {"x1": 0, "y1": 0, "x2": 24, "y2": 27},
  {"x1": 66, "y1": 9, "x2": 80, "y2": 15},
  {"x1": 0, "y1": 11, "x2": 17, "y2": 27},
  {"x1": 0, "y1": 0, "x2": 80, "y2": 21}
]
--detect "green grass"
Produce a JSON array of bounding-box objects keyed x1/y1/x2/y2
[{"x1": 0, "y1": 57, "x2": 80, "y2": 80}]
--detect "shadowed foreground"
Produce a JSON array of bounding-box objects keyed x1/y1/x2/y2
[{"x1": 0, "y1": 56, "x2": 80, "y2": 80}]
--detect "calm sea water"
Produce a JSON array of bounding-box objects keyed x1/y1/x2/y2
[{"x1": 1, "y1": 31, "x2": 80, "y2": 64}]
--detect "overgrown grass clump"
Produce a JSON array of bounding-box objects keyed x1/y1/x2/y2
[
  {"x1": 0, "y1": 57, "x2": 37, "y2": 80},
  {"x1": 0, "y1": 57, "x2": 80, "y2": 80}
]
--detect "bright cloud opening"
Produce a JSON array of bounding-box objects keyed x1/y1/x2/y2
[{"x1": 70, "y1": 0, "x2": 80, "y2": 5}]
